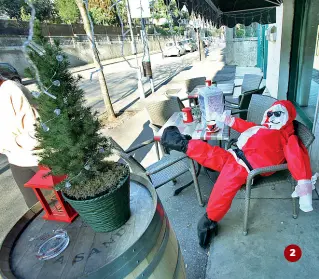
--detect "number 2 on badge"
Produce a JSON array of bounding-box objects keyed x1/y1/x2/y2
[{"x1": 284, "y1": 245, "x2": 302, "y2": 262}]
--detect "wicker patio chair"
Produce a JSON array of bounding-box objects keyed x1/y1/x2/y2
[
  {"x1": 226, "y1": 95, "x2": 315, "y2": 235},
  {"x1": 184, "y1": 77, "x2": 206, "y2": 93},
  {"x1": 224, "y1": 87, "x2": 266, "y2": 119},
  {"x1": 227, "y1": 94, "x2": 277, "y2": 143},
  {"x1": 110, "y1": 138, "x2": 204, "y2": 206},
  {"x1": 144, "y1": 97, "x2": 185, "y2": 159},
  {"x1": 226, "y1": 74, "x2": 263, "y2": 105},
  {"x1": 238, "y1": 74, "x2": 263, "y2": 93},
  {"x1": 183, "y1": 77, "x2": 206, "y2": 106}
]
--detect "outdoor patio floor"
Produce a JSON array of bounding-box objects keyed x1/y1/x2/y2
[
  {"x1": 100, "y1": 48, "x2": 319, "y2": 278},
  {"x1": 103, "y1": 108, "x2": 319, "y2": 279}
]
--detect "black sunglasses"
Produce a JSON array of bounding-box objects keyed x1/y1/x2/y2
[{"x1": 267, "y1": 111, "x2": 284, "y2": 117}]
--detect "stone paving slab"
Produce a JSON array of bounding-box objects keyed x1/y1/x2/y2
[{"x1": 206, "y1": 199, "x2": 319, "y2": 279}]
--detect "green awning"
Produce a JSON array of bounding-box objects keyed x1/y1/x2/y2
[{"x1": 168, "y1": 0, "x2": 282, "y2": 27}]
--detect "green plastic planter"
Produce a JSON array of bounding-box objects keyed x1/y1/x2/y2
[{"x1": 63, "y1": 172, "x2": 131, "y2": 232}]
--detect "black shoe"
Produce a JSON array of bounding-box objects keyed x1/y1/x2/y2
[
  {"x1": 197, "y1": 213, "x2": 218, "y2": 248},
  {"x1": 160, "y1": 126, "x2": 191, "y2": 154}
]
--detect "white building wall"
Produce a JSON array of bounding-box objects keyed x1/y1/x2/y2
[
  {"x1": 266, "y1": 6, "x2": 283, "y2": 98},
  {"x1": 266, "y1": 1, "x2": 295, "y2": 99}
]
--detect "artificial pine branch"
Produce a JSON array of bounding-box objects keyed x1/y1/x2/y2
[{"x1": 26, "y1": 24, "x2": 128, "y2": 200}]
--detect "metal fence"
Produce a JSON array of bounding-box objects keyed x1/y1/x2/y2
[
  {"x1": 0, "y1": 34, "x2": 183, "y2": 48},
  {"x1": 0, "y1": 19, "x2": 141, "y2": 37}
]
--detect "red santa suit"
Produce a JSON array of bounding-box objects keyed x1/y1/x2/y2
[{"x1": 186, "y1": 100, "x2": 313, "y2": 222}]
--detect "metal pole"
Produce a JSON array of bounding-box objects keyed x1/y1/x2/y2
[
  {"x1": 141, "y1": 18, "x2": 155, "y2": 94},
  {"x1": 197, "y1": 28, "x2": 202, "y2": 61},
  {"x1": 126, "y1": 0, "x2": 145, "y2": 99}
]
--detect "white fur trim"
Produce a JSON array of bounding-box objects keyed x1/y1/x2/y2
[
  {"x1": 227, "y1": 149, "x2": 250, "y2": 173},
  {"x1": 237, "y1": 126, "x2": 266, "y2": 150}
]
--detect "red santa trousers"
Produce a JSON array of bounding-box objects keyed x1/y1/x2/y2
[{"x1": 187, "y1": 140, "x2": 248, "y2": 222}]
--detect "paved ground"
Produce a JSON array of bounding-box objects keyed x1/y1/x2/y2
[
  {"x1": 25, "y1": 51, "x2": 199, "y2": 114},
  {"x1": 0, "y1": 166, "x2": 28, "y2": 245}
]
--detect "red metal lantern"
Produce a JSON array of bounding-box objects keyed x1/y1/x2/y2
[{"x1": 24, "y1": 166, "x2": 78, "y2": 223}]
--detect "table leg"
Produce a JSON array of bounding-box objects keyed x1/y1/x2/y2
[
  {"x1": 155, "y1": 141, "x2": 161, "y2": 160},
  {"x1": 173, "y1": 161, "x2": 202, "y2": 198}
]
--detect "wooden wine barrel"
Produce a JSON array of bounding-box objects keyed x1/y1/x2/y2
[{"x1": 0, "y1": 174, "x2": 186, "y2": 279}]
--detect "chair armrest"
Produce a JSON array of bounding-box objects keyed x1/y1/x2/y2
[
  {"x1": 224, "y1": 99, "x2": 239, "y2": 106},
  {"x1": 231, "y1": 109, "x2": 248, "y2": 116},
  {"x1": 225, "y1": 104, "x2": 239, "y2": 110},
  {"x1": 247, "y1": 164, "x2": 289, "y2": 185},
  {"x1": 149, "y1": 123, "x2": 160, "y2": 133},
  {"x1": 146, "y1": 154, "x2": 188, "y2": 175},
  {"x1": 226, "y1": 138, "x2": 238, "y2": 149},
  {"x1": 125, "y1": 139, "x2": 155, "y2": 153}
]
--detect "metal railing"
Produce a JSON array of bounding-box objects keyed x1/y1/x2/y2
[{"x1": 0, "y1": 34, "x2": 184, "y2": 47}]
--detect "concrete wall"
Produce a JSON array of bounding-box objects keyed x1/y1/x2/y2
[
  {"x1": 266, "y1": 6, "x2": 283, "y2": 98},
  {"x1": 266, "y1": 2, "x2": 294, "y2": 99},
  {"x1": 225, "y1": 29, "x2": 258, "y2": 67},
  {"x1": 277, "y1": 0, "x2": 295, "y2": 100},
  {"x1": 0, "y1": 36, "x2": 170, "y2": 77}
]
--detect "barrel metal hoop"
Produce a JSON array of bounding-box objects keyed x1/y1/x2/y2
[
  {"x1": 100, "y1": 212, "x2": 163, "y2": 279},
  {"x1": 173, "y1": 244, "x2": 182, "y2": 279},
  {"x1": 136, "y1": 217, "x2": 170, "y2": 279}
]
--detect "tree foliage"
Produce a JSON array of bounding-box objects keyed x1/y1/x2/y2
[
  {"x1": 234, "y1": 23, "x2": 258, "y2": 38},
  {"x1": 150, "y1": 0, "x2": 167, "y2": 20},
  {"x1": 89, "y1": 6, "x2": 108, "y2": 25},
  {"x1": 20, "y1": 6, "x2": 31, "y2": 21},
  {"x1": 89, "y1": 0, "x2": 117, "y2": 25},
  {"x1": 87, "y1": 0, "x2": 128, "y2": 26},
  {"x1": 0, "y1": 0, "x2": 22, "y2": 19},
  {"x1": 55, "y1": 0, "x2": 80, "y2": 24},
  {"x1": 25, "y1": 27, "x2": 128, "y2": 199},
  {"x1": 0, "y1": 0, "x2": 53, "y2": 21}
]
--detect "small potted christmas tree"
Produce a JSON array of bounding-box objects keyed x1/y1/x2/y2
[{"x1": 26, "y1": 35, "x2": 130, "y2": 233}]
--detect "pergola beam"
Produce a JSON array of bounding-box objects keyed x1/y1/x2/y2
[
  {"x1": 264, "y1": 0, "x2": 281, "y2": 5},
  {"x1": 223, "y1": 6, "x2": 275, "y2": 14},
  {"x1": 204, "y1": 0, "x2": 223, "y2": 15}
]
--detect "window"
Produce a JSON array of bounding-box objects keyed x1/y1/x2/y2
[{"x1": 288, "y1": 0, "x2": 319, "y2": 126}]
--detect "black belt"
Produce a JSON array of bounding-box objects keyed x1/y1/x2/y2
[{"x1": 233, "y1": 148, "x2": 254, "y2": 171}]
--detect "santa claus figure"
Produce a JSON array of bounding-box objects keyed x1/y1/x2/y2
[{"x1": 161, "y1": 100, "x2": 314, "y2": 248}]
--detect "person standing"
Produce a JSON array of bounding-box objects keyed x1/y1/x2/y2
[{"x1": 0, "y1": 75, "x2": 40, "y2": 208}]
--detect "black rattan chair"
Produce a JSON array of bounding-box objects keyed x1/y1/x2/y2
[
  {"x1": 225, "y1": 74, "x2": 263, "y2": 105},
  {"x1": 110, "y1": 138, "x2": 204, "y2": 206},
  {"x1": 225, "y1": 87, "x2": 266, "y2": 120},
  {"x1": 144, "y1": 97, "x2": 185, "y2": 159}
]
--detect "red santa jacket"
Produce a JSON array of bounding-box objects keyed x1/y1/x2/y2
[{"x1": 229, "y1": 100, "x2": 312, "y2": 181}]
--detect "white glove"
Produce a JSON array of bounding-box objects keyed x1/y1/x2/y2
[
  {"x1": 291, "y1": 179, "x2": 315, "y2": 212},
  {"x1": 210, "y1": 111, "x2": 234, "y2": 126}
]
